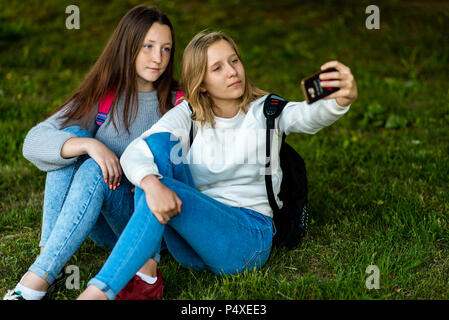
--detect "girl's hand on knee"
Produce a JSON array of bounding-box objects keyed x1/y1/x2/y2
[
  {"x1": 85, "y1": 139, "x2": 123, "y2": 190},
  {"x1": 140, "y1": 175, "x2": 182, "y2": 224},
  {"x1": 319, "y1": 60, "x2": 358, "y2": 107}
]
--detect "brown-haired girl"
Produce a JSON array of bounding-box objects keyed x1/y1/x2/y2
[
  {"x1": 77, "y1": 30, "x2": 357, "y2": 300},
  {"x1": 4, "y1": 5, "x2": 177, "y2": 300}
]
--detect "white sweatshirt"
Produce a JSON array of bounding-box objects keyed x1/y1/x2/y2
[{"x1": 120, "y1": 95, "x2": 350, "y2": 218}]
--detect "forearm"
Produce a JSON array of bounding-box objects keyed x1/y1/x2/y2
[
  {"x1": 281, "y1": 98, "x2": 350, "y2": 135},
  {"x1": 60, "y1": 137, "x2": 94, "y2": 158},
  {"x1": 22, "y1": 123, "x2": 82, "y2": 172},
  {"x1": 22, "y1": 103, "x2": 98, "y2": 171}
]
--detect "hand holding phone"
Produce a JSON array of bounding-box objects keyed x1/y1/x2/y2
[
  {"x1": 301, "y1": 68, "x2": 339, "y2": 104},
  {"x1": 300, "y1": 61, "x2": 358, "y2": 107}
]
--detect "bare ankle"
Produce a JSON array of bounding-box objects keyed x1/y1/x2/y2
[
  {"x1": 20, "y1": 272, "x2": 49, "y2": 292},
  {"x1": 138, "y1": 259, "x2": 158, "y2": 277},
  {"x1": 77, "y1": 285, "x2": 108, "y2": 300}
]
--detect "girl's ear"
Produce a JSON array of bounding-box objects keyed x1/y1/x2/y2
[{"x1": 200, "y1": 86, "x2": 207, "y2": 93}]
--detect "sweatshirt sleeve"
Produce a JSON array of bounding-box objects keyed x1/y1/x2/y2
[
  {"x1": 120, "y1": 101, "x2": 192, "y2": 187},
  {"x1": 278, "y1": 98, "x2": 350, "y2": 135},
  {"x1": 22, "y1": 106, "x2": 96, "y2": 172}
]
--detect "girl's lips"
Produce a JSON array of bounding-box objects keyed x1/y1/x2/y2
[
  {"x1": 228, "y1": 80, "x2": 241, "y2": 87},
  {"x1": 147, "y1": 67, "x2": 160, "y2": 71}
]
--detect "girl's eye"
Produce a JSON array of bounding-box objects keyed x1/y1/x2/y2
[
  {"x1": 213, "y1": 66, "x2": 220, "y2": 71},
  {"x1": 232, "y1": 59, "x2": 239, "y2": 64},
  {"x1": 163, "y1": 47, "x2": 171, "y2": 52},
  {"x1": 144, "y1": 44, "x2": 152, "y2": 49}
]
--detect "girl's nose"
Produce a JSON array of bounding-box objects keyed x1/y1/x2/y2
[
  {"x1": 152, "y1": 49, "x2": 162, "y2": 63},
  {"x1": 227, "y1": 64, "x2": 237, "y2": 77}
]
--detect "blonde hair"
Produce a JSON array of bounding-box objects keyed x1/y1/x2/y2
[{"x1": 181, "y1": 30, "x2": 268, "y2": 128}]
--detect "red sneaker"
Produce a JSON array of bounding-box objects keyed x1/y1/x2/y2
[{"x1": 115, "y1": 269, "x2": 164, "y2": 300}]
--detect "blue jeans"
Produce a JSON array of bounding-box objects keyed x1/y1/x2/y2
[
  {"x1": 88, "y1": 132, "x2": 274, "y2": 300},
  {"x1": 29, "y1": 126, "x2": 159, "y2": 285}
]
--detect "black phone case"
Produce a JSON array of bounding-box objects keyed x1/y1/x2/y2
[{"x1": 301, "y1": 67, "x2": 339, "y2": 104}]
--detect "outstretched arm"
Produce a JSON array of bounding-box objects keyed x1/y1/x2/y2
[{"x1": 279, "y1": 60, "x2": 357, "y2": 135}]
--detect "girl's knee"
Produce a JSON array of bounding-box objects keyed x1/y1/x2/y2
[
  {"x1": 77, "y1": 158, "x2": 103, "y2": 179},
  {"x1": 145, "y1": 132, "x2": 182, "y2": 160},
  {"x1": 62, "y1": 125, "x2": 92, "y2": 138}
]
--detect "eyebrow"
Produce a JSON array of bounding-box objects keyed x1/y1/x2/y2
[
  {"x1": 209, "y1": 53, "x2": 238, "y2": 68},
  {"x1": 144, "y1": 39, "x2": 172, "y2": 46}
]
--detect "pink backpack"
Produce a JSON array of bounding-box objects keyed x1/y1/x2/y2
[{"x1": 95, "y1": 89, "x2": 184, "y2": 128}]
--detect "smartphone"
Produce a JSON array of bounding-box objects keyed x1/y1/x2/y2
[{"x1": 301, "y1": 67, "x2": 339, "y2": 104}]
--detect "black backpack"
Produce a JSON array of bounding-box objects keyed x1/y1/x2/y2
[
  {"x1": 263, "y1": 94, "x2": 309, "y2": 250},
  {"x1": 187, "y1": 93, "x2": 308, "y2": 250}
]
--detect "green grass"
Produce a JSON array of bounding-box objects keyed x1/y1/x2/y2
[{"x1": 1, "y1": 0, "x2": 448, "y2": 300}]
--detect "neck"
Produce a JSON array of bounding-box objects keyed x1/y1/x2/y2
[
  {"x1": 137, "y1": 77, "x2": 155, "y2": 92},
  {"x1": 211, "y1": 99, "x2": 240, "y2": 118}
]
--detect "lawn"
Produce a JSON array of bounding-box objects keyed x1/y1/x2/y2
[{"x1": 0, "y1": 0, "x2": 448, "y2": 300}]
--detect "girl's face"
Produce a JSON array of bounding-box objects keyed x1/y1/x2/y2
[
  {"x1": 202, "y1": 39, "x2": 246, "y2": 109},
  {"x1": 135, "y1": 22, "x2": 172, "y2": 92}
]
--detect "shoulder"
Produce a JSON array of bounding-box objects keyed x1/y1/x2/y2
[
  {"x1": 163, "y1": 99, "x2": 191, "y2": 118},
  {"x1": 247, "y1": 94, "x2": 270, "y2": 111},
  {"x1": 173, "y1": 99, "x2": 190, "y2": 111},
  {"x1": 247, "y1": 94, "x2": 291, "y2": 109}
]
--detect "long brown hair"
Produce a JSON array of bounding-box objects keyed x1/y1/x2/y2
[
  {"x1": 180, "y1": 30, "x2": 267, "y2": 128},
  {"x1": 54, "y1": 5, "x2": 178, "y2": 132}
]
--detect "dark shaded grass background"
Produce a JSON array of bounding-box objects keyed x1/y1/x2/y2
[{"x1": 0, "y1": 0, "x2": 448, "y2": 299}]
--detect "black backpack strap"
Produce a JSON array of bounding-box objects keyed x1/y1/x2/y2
[
  {"x1": 188, "y1": 103, "x2": 194, "y2": 147},
  {"x1": 263, "y1": 94, "x2": 288, "y2": 214}
]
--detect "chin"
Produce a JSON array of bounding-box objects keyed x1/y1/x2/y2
[
  {"x1": 146, "y1": 74, "x2": 161, "y2": 82},
  {"x1": 234, "y1": 88, "x2": 245, "y2": 99}
]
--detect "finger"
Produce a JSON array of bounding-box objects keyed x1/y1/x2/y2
[
  {"x1": 164, "y1": 212, "x2": 172, "y2": 223},
  {"x1": 172, "y1": 193, "x2": 183, "y2": 213},
  {"x1": 154, "y1": 212, "x2": 168, "y2": 225},
  {"x1": 319, "y1": 71, "x2": 340, "y2": 80},
  {"x1": 98, "y1": 161, "x2": 109, "y2": 185},
  {"x1": 168, "y1": 203, "x2": 179, "y2": 217},
  {"x1": 117, "y1": 164, "x2": 124, "y2": 186},
  {"x1": 109, "y1": 159, "x2": 121, "y2": 190},
  {"x1": 106, "y1": 164, "x2": 115, "y2": 190},
  {"x1": 159, "y1": 203, "x2": 176, "y2": 218},
  {"x1": 99, "y1": 159, "x2": 113, "y2": 189},
  {"x1": 176, "y1": 197, "x2": 183, "y2": 213},
  {"x1": 115, "y1": 160, "x2": 123, "y2": 185},
  {"x1": 321, "y1": 61, "x2": 350, "y2": 74},
  {"x1": 170, "y1": 208, "x2": 179, "y2": 218},
  {"x1": 111, "y1": 161, "x2": 121, "y2": 190},
  {"x1": 107, "y1": 167, "x2": 115, "y2": 190},
  {"x1": 320, "y1": 60, "x2": 340, "y2": 71},
  {"x1": 342, "y1": 71, "x2": 354, "y2": 82},
  {"x1": 319, "y1": 80, "x2": 343, "y2": 88}
]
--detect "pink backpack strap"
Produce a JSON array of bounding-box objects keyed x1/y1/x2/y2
[
  {"x1": 174, "y1": 90, "x2": 184, "y2": 106},
  {"x1": 96, "y1": 88, "x2": 115, "y2": 127},
  {"x1": 96, "y1": 89, "x2": 182, "y2": 128}
]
